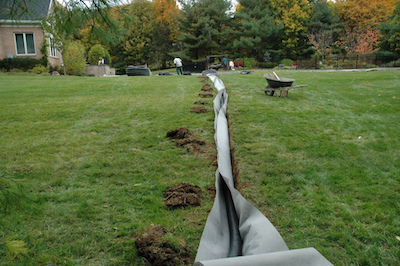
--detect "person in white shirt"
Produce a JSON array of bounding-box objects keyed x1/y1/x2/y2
[
  {"x1": 229, "y1": 60, "x2": 235, "y2": 70},
  {"x1": 173, "y1": 57, "x2": 183, "y2": 75}
]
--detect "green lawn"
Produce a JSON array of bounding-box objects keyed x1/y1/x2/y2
[
  {"x1": 0, "y1": 74, "x2": 216, "y2": 265},
  {"x1": 221, "y1": 70, "x2": 400, "y2": 265},
  {"x1": 1, "y1": 71, "x2": 399, "y2": 265}
]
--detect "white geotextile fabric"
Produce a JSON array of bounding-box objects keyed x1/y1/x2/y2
[{"x1": 194, "y1": 74, "x2": 333, "y2": 266}]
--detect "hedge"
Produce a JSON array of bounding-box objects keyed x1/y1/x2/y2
[{"x1": 0, "y1": 57, "x2": 47, "y2": 72}]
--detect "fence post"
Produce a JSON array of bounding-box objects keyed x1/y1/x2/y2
[
  {"x1": 356, "y1": 54, "x2": 358, "y2": 69},
  {"x1": 336, "y1": 56, "x2": 339, "y2": 70}
]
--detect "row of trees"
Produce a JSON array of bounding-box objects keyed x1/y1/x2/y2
[{"x1": 46, "y1": 0, "x2": 400, "y2": 72}]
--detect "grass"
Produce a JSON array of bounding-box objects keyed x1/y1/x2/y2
[
  {"x1": 1, "y1": 70, "x2": 399, "y2": 265},
  {"x1": 221, "y1": 70, "x2": 400, "y2": 265},
  {"x1": 0, "y1": 74, "x2": 216, "y2": 265}
]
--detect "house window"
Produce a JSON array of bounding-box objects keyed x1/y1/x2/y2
[
  {"x1": 15, "y1": 33, "x2": 36, "y2": 55},
  {"x1": 48, "y1": 37, "x2": 58, "y2": 58}
]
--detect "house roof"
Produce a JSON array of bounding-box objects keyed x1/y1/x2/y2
[{"x1": 0, "y1": 0, "x2": 52, "y2": 21}]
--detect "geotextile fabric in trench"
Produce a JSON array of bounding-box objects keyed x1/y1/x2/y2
[{"x1": 194, "y1": 74, "x2": 332, "y2": 266}]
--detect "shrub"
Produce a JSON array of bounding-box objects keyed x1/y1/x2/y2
[
  {"x1": 0, "y1": 57, "x2": 47, "y2": 72},
  {"x1": 49, "y1": 64, "x2": 64, "y2": 75},
  {"x1": 88, "y1": 44, "x2": 111, "y2": 65},
  {"x1": 263, "y1": 51, "x2": 271, "y2": 62},
  {"x1": 234, "y1": 60, "x2": 244, "y2": 67},
  {"x1": 244, "y1": 57, "x2": 257, "y2": 68},
  {"x1": 63, "y1": 41, "x2": 86, "y2": 76},
  {"x1": 297, "y1": 60, "x2": 318, "y2": 69},
  {"x1": 258, "y1": 62, "x2": 278, "y2": 69},
  {"x1": 280, "y1": 58, "x2": 294, "y2": 66},
  {"x1": 29, "y1": 64, "x2": 48, "y2": 75},
  {"x1": 9, "y1": 68, "x2": 23, "y2": 73},
  {"x1": 385, "y1": 59, "x2": 400, "y2": 67}
]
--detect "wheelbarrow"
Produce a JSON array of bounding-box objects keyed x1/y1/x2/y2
[{"x1": 262, "y1": 72, "x2": 306, "y2": 97}]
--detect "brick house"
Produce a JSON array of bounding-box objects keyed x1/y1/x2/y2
[{"x1": 0, "y1": 0, "x2": 63, "y2": 67}]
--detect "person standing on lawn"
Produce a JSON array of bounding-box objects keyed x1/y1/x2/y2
[
  {"x1": 221, "y1": 56, "x2": 228, "y2": 70},
  {"x1": 173, "y1": 57, "x2": 183, "y2": 75}
]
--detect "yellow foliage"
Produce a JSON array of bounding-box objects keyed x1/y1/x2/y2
[
  {"x1": 335, "y1": 0, "x2": 396, "y2": 30},
  {"x1": 271, "y1": 0, "x2": 311, "y2": 54},
  {"x1": 152, "y1": 0, "x2": 181, "y2": 41}
]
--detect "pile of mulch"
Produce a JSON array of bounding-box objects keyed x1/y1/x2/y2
[
  {"x1": 164, "y1": 182, "x2": 202, "y2": 208},
  {"x1": 135, "y1": 225, "x2": 192, "y2": 265},
  {"x1": 190, "y1": 106, "x2": 208, "y2": 113},
  {"x1": 166, "y1": 127, "x2": 206, "y2": 153}
]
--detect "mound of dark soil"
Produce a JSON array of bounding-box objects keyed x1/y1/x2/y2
[
  {"x1": 167, "y1": 128, "x2": 206, "y2": 154},
  {"x1": 199, "y1": 92, "x2": 214, "y2": 98},
  {"x1": 176, "y1": 136, "x2": 205, "y2": 146},
  {"x1": 190, "y1": 106, "x2": 208, "y2": 113},
  {"x1": 164, "y1": 182, "x2": 202, "y2": 208},
  {"x1": 194, "y1": 100, "x2": 211, "y2": 105},
  {"x1": 198, "y1": 76, "x2": 209, "y2": 82},
  {"x1": 166, "y1": 127, "x2": 191, "y2": 139},
  {"x1": 135, "y1": 225, "x2": 192, "y2": 265},
  {"x1": 206, "y1": 184, "x2": 216, "y2": 200},
  {"x1": 201, "y1": 84, "x2": 213, "y2": 91}
]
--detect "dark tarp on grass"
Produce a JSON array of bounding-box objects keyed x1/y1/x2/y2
[{"x1": 194, "y1": 74, "x2": 333, "y2": 266}]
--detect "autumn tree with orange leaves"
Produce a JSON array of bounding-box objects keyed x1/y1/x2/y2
[
  {"x1": 336, "y1": 27, "x2": 380, "y2": 54},
  {"x1": 152, "y1": 0, "x2": 180, "y2": 42},
  {"x1": 334, "y1": 0, "x2": 395, "y2": 55}
]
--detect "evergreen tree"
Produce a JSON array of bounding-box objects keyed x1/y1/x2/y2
[
  {"x1": 232, "y1": 0, "x2": 282, "y2": 61},
  {"x1": 177, "y1": 0, "x2": 232, "y2": 60},
  {"x1": 307, "y1": 0, "x2": 342, "y2": 62},
  {"x1": 379, "y1": 1, "x2": 400, "y2": 56}
]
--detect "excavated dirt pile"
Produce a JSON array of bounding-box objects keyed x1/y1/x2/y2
[
  {"x1": 190, "y1": 106, "x2": 208, "y2": 113},
  {"x1": 166, "y1": 127, "x2": 206, "y2": 153},
  {"x1": 135, "y1": 225, "x2": 192, "y2": 265},
  {"x1": 194, "y1": 100, "x2": 211, "y2": 105},
  {"x1": 201, "y1": 84, "x2": 213, "y2": 91},
  {"x1": 164, "y1": 182, "x2": 202, "y2": 208},
  {"x1": 199, "y1": 92, "x2": 214, "y2": 98},
  {"x1": 166, "y1": 127, "x2": 191, "y2": 139}
]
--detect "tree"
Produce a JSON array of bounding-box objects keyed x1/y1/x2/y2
[
  {"x1": 270, "y1": 0, "x2": 312, "y2": 56},
  {"x1": 336, "y1": 26, "x2": 380, "y2": 54},
  {"x1": 232, "y1": 0, "x2": 282, "y2": 61},
  {"x1": 88, "y1": 44, "x2": 111, "y2": 64},
  {"x1": 149, "y1": 0, "x2": 181, "y2": 68},
  {"x1": 379, "y1": 0, "x2": 400, "y2": 56},
  {"x1": 307, "y1": 0, "x2": 342, "y2": 62},
  {"x1": 335, "y1": 0, "x2": 396, "y2": 30},
  {"x1": 178, "y1": 0, "x2": 233, "y2": 60},
  {"x1": 119, "y1": 0, "x2": 156, "y2": 65},
  {"x1": 43, "y1": 1, "x2": 120, "y2": 74},
  {"x1": 152, "y1": 0, "x2": 181, "y2": 42},
  {"x1": 63, "y1": 41, "x2": 86, "y2": 75}
]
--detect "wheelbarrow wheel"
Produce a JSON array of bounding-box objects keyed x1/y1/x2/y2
[{"x1": 265, "y1": 89, "x2": 275, "y2": 96}]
